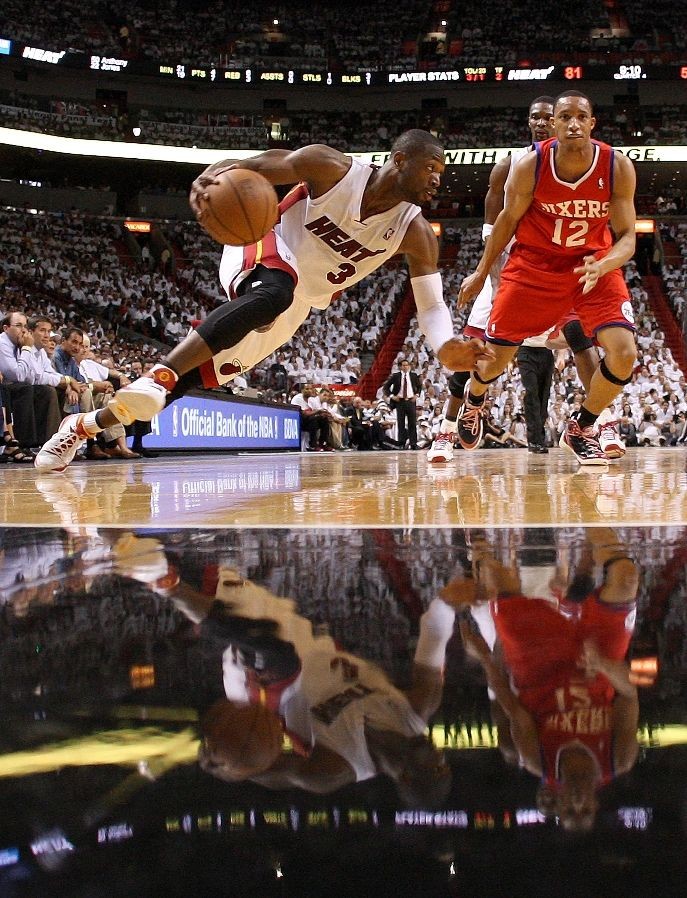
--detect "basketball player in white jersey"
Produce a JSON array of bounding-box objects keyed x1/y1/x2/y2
[{"x1": 36, "y1": 131, "x2": 492, "y2": 472}]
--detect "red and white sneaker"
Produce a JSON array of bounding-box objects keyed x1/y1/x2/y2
[
  {"x1": 598, "y1": 419, "x2": 625, "y2": 460},
  {"x1": 34, "y1": 414, "x2": 91, "y2": 473},
  {"x1": 108, "y1": 376, "x2": 169, "y2": 425},
  {"x1": 559, "y1": 418, "x2": 608, "y2": 466},
  {"x1": 427, "y1": 432, "x2": 455, "y2": 463}
]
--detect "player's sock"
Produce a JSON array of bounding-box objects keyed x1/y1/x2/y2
[{"x1": 149, "y1": 363, "x2": 179, "y2": 390}]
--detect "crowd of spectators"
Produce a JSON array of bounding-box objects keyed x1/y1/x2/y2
[
  {"x1": 3, "y1": 89, "x2": 687, "y2": 152},
  {"x1": 2, "y1": 204, "x2": 687, "y2": 460},
  {"x1": 2, "y1": 0, "x2": 685, "y2": 71},
  {"x1": 661, "y1": 220, "x2": 687, "y2": 323}
]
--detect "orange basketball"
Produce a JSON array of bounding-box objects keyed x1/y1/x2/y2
[
  {"x1": 196, "y1": 168, "x2": 279, "y2": 246},
  {"x1": 201, "y1": 699, "x2": 283, "y2": 778}
]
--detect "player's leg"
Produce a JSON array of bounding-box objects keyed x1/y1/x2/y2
[
  {"x1": 456, "y1": 344, "x2": 516, "y2": 450},
  {"x1": 563, "y1": 318, "x2": 625, "y2": 459},
  {"x1": 427, "y1": 371, "x2": 469, "y2": 462},
  {"x1": 560, "y1": 325, "x2": 635, "y2": 466},
  {"x1": 111, "y1": 266, "x2": 297, "y2": 423},
  {"x1": 35, "y1": 268, "x2": 297, "y2": 472}
]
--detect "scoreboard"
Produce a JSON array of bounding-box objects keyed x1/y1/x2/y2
[{"x1": 2, "y1": 38, "x2": 686, "y2": 88}]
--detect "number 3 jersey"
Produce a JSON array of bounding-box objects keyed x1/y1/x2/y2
[
  {"x1": 512, "y1": 137, "x2": 616, "y2": 267},
  {"x1": 219, "y1": 159, "x2": 421, "y2": 310}
]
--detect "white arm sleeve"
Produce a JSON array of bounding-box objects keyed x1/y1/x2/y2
[
  {"x1": 411, "y1": 272, "x2": 454, "y2": 355},
  {"x1": 414, "y1": 598, "x2": 456, "y2": 669}
]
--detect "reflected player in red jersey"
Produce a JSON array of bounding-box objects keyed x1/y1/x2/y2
[
  {"x1": 456, "y1": 529, "x2": 639, "y2": 832},
  {"x1": 457, "y1": 91, "x2": 638, "y2": 465}
]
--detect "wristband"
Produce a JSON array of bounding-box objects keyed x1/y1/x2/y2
[
  {"x1": 64, "y1": 376, "x2": 71, "y2": 385},
  {"x1": 481, "y1": 223, "x2": 494, "y2": 241},
  {"x1": 20, "y1": 345, "x2": 32, "y2": 352}
]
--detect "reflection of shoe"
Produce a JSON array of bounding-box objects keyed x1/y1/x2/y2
[
  {"x1": 108, "y1": 377, "x2": 168, "y2": 425},
  {"x1": 427, "y1": 432, "x2": 455, "y2": 463},
  {"x1": 34, "y1": 415, "x2": 90, "y2": 473},
  {"x1": 559, "y1": 418, "x2": 608, "y2": 466},
  {"x1": 598, "y1": 419, "x2": 625, "y2": 460},
  {"x1": 35, "y1": 476, "x2": 81, "y2": 524},
  {"x1": 456, "y1": 401, "x2": 484, "y2": 451}
]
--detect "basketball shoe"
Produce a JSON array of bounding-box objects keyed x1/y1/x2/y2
[
  {"x1": 427, "y1": 431, "x2": 455, "y2": 463},
  {"x1": 456, "y1": 400, "x2": 484, "y2": 451},
  {"x1": 559, "y1": 417, "x2": 608, "y2": 466},
  {"x1": 34, "y1": 415, "x2": 95, "y2": 473},
  {"x1": 596, "y1": 409, "x2": 626, "y2": 460},
  {"x1": 108, "y1": 372, "x2": 171, "y2": 425}
]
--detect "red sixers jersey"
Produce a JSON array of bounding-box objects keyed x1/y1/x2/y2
[
  {"x1": 513, "y1": 137, "x2": 616, "y2": 264},
  {"x1": 538, "y1": 682, "x2": 615, "y2": 787}
]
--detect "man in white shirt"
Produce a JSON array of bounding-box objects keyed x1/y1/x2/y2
[
  {"x1": 79, "y1": 335, "x2": 139, "y2": 458},
  {"x1": 0, "y1": 311, "x2": 61, "y2": 449}
]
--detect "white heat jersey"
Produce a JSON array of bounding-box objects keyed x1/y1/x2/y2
[
  {"x1": 219, "y1": 158, "x2": 420, "y2": 311},
  {"x1": 278, "y1": 159, "x2": 420, "y2": 309},
  {"x1": 295, "y1": 649, "x2": 426, "y2": 781}
]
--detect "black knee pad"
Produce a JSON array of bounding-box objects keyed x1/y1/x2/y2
[
  {"x1": 196, "y1": 266, "x2": 295, "y2": 355},
  {"x1": 473, "y1": 370, "x2": 502, "y2": 386},
  {"x1": 562, "y1": 318, "x2": 594, "y2": 354},
  {"x1": 600, "y1": 357, "x2": 632, "y2": 387},
  {"x1": 448, "y1": 370, "x2": 470, "y2": 399}
]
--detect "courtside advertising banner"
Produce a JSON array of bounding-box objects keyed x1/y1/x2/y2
[{"x1": 136, "y1": 393, "x2": 301, "y2": 450}]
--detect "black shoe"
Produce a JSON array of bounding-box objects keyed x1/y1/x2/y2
[
  {"x1": 559, "y1": 418, "x2": 607, "y2": 466},
  {"x1": 136, "y1": 448, "x2": 160, "y2": 458},
  {"x1": 456, "y1": 400, "x2": 484, "y2": 451},
  {"x1": 528, "y1": 443, "x2": 549, "y2": 454}
]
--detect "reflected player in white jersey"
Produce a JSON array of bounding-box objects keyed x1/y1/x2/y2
[
  {"x1": 36, "y1": 131, "x2": 492, "y2": 472},
  {"x1": 171, "y1": 568, "x2": 458, "y2": 809}
]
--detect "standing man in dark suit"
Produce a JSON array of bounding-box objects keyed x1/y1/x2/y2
[{"x1": 384, "y1": 359, "x2": 422, "y2": 450}]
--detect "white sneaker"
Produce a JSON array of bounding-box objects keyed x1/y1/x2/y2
[
  {"x1": 108, "y1": 377, "x2": 168, "y2": 425},
  {"x1": 598, "y1": 419, "x2": 625, "y2": 460},
  {"x1": 34, "y1": 414, "x2": 89, "y2": 473},
  {"x1": 427, "y1": 432, "x2": 455, "y2": 463}
]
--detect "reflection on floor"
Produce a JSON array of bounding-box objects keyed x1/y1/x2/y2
[
  {"x1": 1, "y1": 447, "x2": 686, "y2": 527},
  {"x1": 1, "y1": 526, "x2": 686, "y2": 894}
]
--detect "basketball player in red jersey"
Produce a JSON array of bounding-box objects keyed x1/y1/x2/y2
[
  {"x1": 456, "y1": 529, "x2": 639, "y2": 832},
  {"x1": 35, "y1": 130, "x2": 492, "y2": 472},
  {"x1": 456, "y1": 91, "x2": 637, "y2": 465}
]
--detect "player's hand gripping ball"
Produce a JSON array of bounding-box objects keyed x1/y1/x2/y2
[
  {"x1": 194, "y1": 168, "x2": 279, "y2": 246},
  {"x1": 199, "y1": 699, "x2": 284, "y2": 780}
]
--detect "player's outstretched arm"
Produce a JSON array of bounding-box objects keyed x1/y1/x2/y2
[
  {"x1": 249, "y1": 743, "x2": 356, "y2": 793},
  {"x1": 189, "y1": 145, "x2": 351, "y2": 216},
  {"x1": 402, "y1": 216, "x2": 494, "y2": 371},
  {"x1": 574, "y1": 153, "x2": 637, "y2": 294},
  {"x1": 459, "y1": 620, "x2": 542, "y2": 776},
  {"x1": 458, "y1": 152, "x2": 536, "y2": 308},
  {"x1": 406, "y1": 597, "x2": 456, "y2": 721}
]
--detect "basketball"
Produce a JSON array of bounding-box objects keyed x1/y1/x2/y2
[
  {"x1": 196, "y1": 168, "x2": 279, "y2": 246},
  {"x1": 200, "y1": 699, "x2": 283, "y2": 778}
]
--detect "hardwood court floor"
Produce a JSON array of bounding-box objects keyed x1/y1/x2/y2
[{"x1": 2, "y1": 446, "x2": 685, "y2": 529}]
